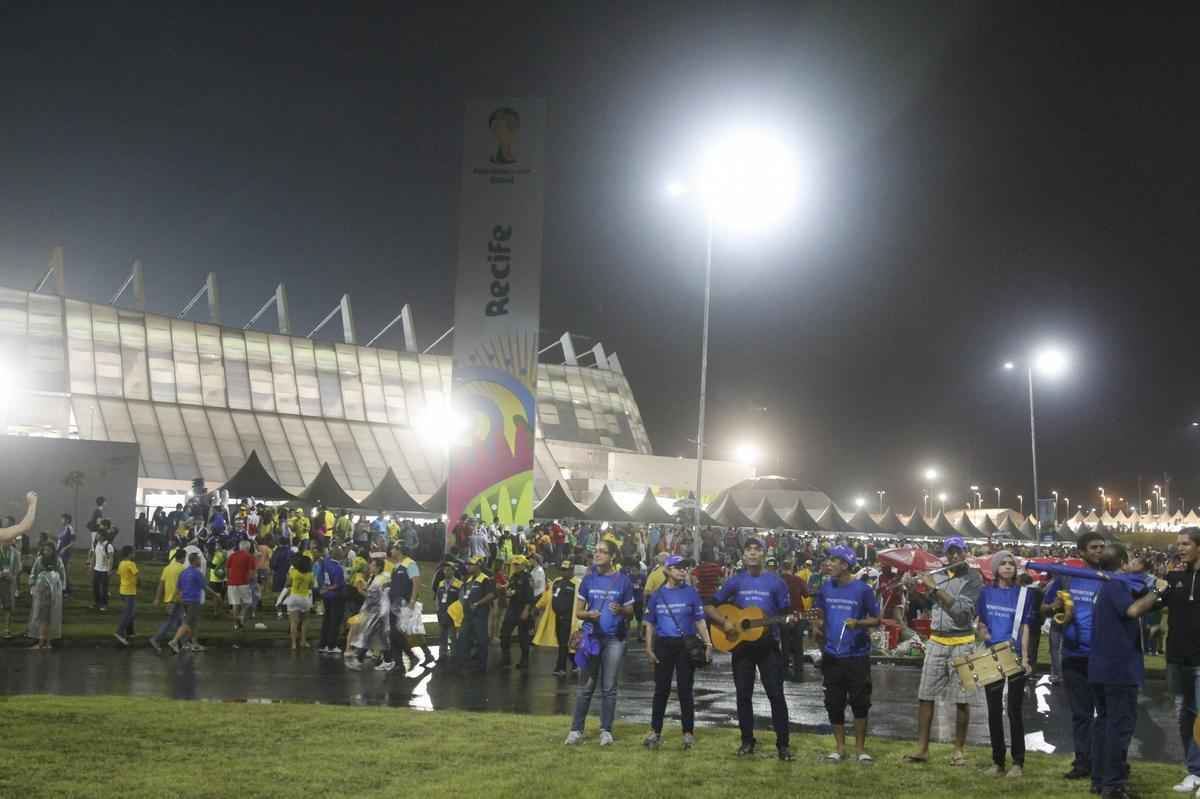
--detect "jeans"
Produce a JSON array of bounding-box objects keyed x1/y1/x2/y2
[
  {"x1": 319, "y1": 594, "x2": 345, "y2": 649},
  {"x1": 1063, "y1": 656, "x2": 1094, "y2": 771},
  {"x1": 456, "y1": 609, "x2": 490, "y2": 671},
  {"x1": 732, "y1": 639, "x2": 790, "y2": 748},
  {"x1": 116, "y1": 596, "x2": 136, "y2": 636},
  {"x1": 437, "y1": 609, "x2": 454, "y2": 660},
  {"x1": 1170, "y1": 663, "x2": 1200, "y2": 777},
  {"x1": 1090, "y1": 683, "x2": 1137, "y2": 789},
  {"x1": 153, "y1": 603, "x2": 184, "y2": 644},
  {"x1": 781, "y1": 623, "x2": 805, "y2": 675},
  {"x1": 651, "y1": 637, "x2": 696, "y2": 734},
  {"x1": 92, "y1": 569, "x2": 110, "y2": 609},
  {"x1": 1049, "y1": 628, "x2": 1063, "y2": 679},
  {"x1": 571, "y1": 637, "x2": 625, "y2": 733},
  {"x1": 985, "y1": 674, "x2": 1026, "y2": 767}
]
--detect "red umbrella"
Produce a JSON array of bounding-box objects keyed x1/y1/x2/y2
[{"x1": 877, "y1": 547, "x2": 944, "y2": 574}]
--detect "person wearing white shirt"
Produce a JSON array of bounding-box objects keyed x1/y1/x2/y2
[
  {"x1": 529, "y1": 555, "x2": 547, "y2": 598},
  {"x1": 91, "y1": 533, "x2": 115, "y2": 611}
]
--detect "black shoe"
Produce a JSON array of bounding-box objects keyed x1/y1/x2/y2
[
  {"x1": 777, "y1": 747, "x2": 794, "y2": 761},
  {"x1": 736, "y1": 742, "x2": 756, "y2": 757},
  {"x1": 1064, "y1": 766, "x2": 1091, "y2": 780}
]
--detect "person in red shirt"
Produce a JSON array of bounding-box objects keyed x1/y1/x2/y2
[
  {"x1": 691, "y1": 549, "x2": 724, "y2": 603},
  {"x1": 780, "y1": 556, "x2": 811, "y2": 681},
  {"x1": 225, "y1": 540, "x2": 258, "y2": 633}
]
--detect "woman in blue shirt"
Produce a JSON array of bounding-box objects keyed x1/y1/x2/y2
[
  {"x1": 975, "y1": 550, "x2": 1035, "y2": 777},
  {"x1": 642, "y1": 555, "x2": 712, "y2": 750},
  {"x1": 565, "y1": 540, "x2": 635, "y2": 747}
]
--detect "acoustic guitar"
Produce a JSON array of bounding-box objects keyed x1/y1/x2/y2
[{"x1": 710, "y1": 604, "x2": 817, "y2": 653}]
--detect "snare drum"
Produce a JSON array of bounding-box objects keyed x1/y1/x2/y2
[{"x1": 952, "y1": 641, "x2": 1023, "y2": 690}]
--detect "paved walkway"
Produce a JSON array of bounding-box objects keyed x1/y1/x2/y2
[{"x1": 0, "y1": 643, "x2": 1184, "y2": 763}]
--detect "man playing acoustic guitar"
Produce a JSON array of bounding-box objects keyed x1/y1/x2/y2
[
  {"x1": 811, "y1": 545, "x2": 880, "y2": 763},
  {"x1": 705, "y1": 536, "x2": 797, "y2": 761}
]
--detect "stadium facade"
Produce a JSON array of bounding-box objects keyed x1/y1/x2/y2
[{"x1": 0, "y1": 279, "x2": 656, "y2": 508}]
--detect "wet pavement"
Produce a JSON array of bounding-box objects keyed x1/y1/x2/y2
[{"x1": 0, "y1": 644, "x2": 1184, "y2": 763}]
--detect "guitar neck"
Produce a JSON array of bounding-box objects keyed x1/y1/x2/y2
[{"x1": 742, "y1": 614, "x2": 793, "y2": 629}]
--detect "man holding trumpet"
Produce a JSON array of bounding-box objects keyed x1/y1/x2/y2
[{"x1": 900, "y1": 535, "x2": 982, "y2": 766}]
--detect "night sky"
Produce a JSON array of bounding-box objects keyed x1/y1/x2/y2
[{"x1": 3, "y1": 3, "x2": 1199, "y2": 515}]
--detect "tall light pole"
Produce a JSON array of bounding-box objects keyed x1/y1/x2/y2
[
  {"x1": 937, "y1": 492, "x2": 948, "y2": 514},
  {"x1": 1004, "y1": 347, "x2": 1068, "y2": 535},
  {"x1": 922, "y1": 467, "x2": 939, "y2": 517},
  {"x1": 994, "y1": 487, "x2": 1001, "y2": 507},
  {"x1": 922, "y1": 490, "x2": 930, "y2": 517},
  {"x1": 970, "y1": 485, "x2": 980, "y2": 509},
  {"x1": 1051, "y1": 490, "x2": 1059, "y2": 523},
  {"x1": 1063, "y1": 496, "x2": 1070, "y2": 517},
  {"x1": 876, "y1": 490, "x2": 886, "y2": 513},
  {"x1": 1098, "y1": 487, "x2": 1105, "y2": 514},
  {"x1": 1017, "y1": 494, "x2": 1024, "y2": 515},
  {"x1": 667, "y1": 129, "x2": 801, "y2": 560}
]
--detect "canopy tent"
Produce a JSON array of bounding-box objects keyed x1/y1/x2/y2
[
  {"x1": 704, "y1": 476, "x2": 833, "y2": 523},
  {"x1": 1017, "y1": 517, "x2": 1038, "y2": 541},
  {"x1": 422, "y1": 482, "x2": 447, "y2": 515},
  {"x1": 874, "y1": 507, "x2": 905, "y2": 534},
  {"x1": 903, "y1": 507, "x2": 936, "y2": 537},
  {"x1": 976, "y1": 514, "x2": 998, "y2": 537},
  {"x1": 996, "y1": 516, "x2": 1023, "y2": 540},
  {"x1": 930, "y1": 511, "x2": 959, "y2": 539},
  {"x1": 707, "y1": 493, "x2": 757, "y2": 528},
  {"x1": 296, "y1": 463, "x2": 359, "y2": 509},
  {"x1": 952, "y1": 511, "x2": 983, "y2": 539},
  {"x1": 628, "y1": 488, "x2": 675, "y2": 525},
  {"x1": 1172, "y1": 510, "x2": 1186, "y2": 525},
  {"x1": 581, "y1": 485, "x2": 633, "y2": 524},
  {"x1": 1092, "y1": 520, "x2": 1115, "y2": 541},
  {"x1": 780, "y1": 502, "x2": 821, "y2": 531},
  {"x1": 1185, "y1": 510, "x2": 1200, "y2": 526},
  {"x1": 1124, "y1": 510, "x2": 1141, "y2": 529},
  {"x1": 1100, "y1": 511, "x2": 1119, "y2": 528},
  {"x1": 847, "y1": 509, "x2": 881, "y2": 535},
  {"x1": 218, "y1": 450, "x2": 296, "y2": 501},
  {"x1": 358, "y1": 467, "x2": 428, "y2": 514},
  {"x1": 1068, "y1": 510, "x2": 1086, "y2": 530},
  {"x1": 1055, "y1": 521, "x2": 1077, "y2": 542},
  {"x1": 1083, "y1": 510, "x2": 1101, "y2": 528},
  {"x1": 532, "y1": 481, "x2": 584, "y2": 520},
  {"x1": 748, "y1": 497, "x2": 788, "y2": 530},
  {"x1": 816, "y1": 504, "x2": 854, "y2": 534}
]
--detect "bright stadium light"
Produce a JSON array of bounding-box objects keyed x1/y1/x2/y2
[
  {"x1": 1034, "y1": 347, "x2": 1068, "y2": 378},
  {"x1": 665, "y1": 180, "x2": 688, "y2": 198},
  {"x1": 734, "y1": 442, "x2": 763, "y2": 466},
  {"x1": 415, "y1": 402, "x2": 469, "y2": 449},
  {"x1": 1003, "y1": 361, "x2": 1015, "y2": 370},
  {"x1": 924, "y1": 468, "x2": 939, "y2": 482},
  {"x1": 854, "y1": 496, "x2": 866, "y2": 508},
  {"x1": 696, "y1": 129, "x2": 802, "y2": 234}
]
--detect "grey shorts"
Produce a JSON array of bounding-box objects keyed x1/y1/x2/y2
[
  {"x1": 183, "y1": 603, "x2": 202, "y2": 628},
  {"x1": 918, "y1": 639, "x2": 977, "y2": 703},
  {"x1": 0, "y1": 577, "x2": 13, "y2": 610}
]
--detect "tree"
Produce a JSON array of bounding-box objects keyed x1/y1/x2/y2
[{"x1": 62, "y1": 470, "x2": 86, "y2": 527}]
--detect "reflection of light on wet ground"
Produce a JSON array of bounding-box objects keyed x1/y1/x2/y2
[{"x1": 0, "y1": 646, "x2": 1183, "y2": 764}]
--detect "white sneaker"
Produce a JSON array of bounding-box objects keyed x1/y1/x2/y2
[
  {"x1": 1177, "y1": 774, "x2": 1200, "y2": 793},
  {"x1": 375, "y1": 660, "x2": 396, "y2": 672},
  {"x1": 564, "y1": 730, "x2": 583, "y2": 746},
  {"x1": 599, "y1": 731, "x2": 614, "y2": 747}
]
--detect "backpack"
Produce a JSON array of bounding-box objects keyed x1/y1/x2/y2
[
  {"x1": 551, "y1": 578, "x2": 576, "y2": 617},
  {"x1": 389, "y1": 567, "x2": 413, "y2": 605}
]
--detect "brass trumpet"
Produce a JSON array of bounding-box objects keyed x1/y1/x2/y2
[{"x1": 1054, "y1": 590, "x2": 1075, "y2": 626}]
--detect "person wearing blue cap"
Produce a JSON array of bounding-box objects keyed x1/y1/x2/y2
[
  {"x1": 705, "y1": 536, "x2": 796, "y2": 760},
  {"x1": 642, "y1": 555, "x2": 711, "y2": 750},
  {"x1": 813, "y1": 545, "x2": 880, "y2": 763},
  {"x1": 901, "y1": 535, "x2": 982, "y2": 766}
]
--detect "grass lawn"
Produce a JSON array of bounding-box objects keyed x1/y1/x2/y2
[{"x1": 0, "y1": 695, "x2": 1182, "y2": 799}]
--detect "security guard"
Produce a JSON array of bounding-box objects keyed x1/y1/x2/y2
[
  {"x1": 433, "y1": 559, "x2": 463, "y2": 665},
  {"x1": 500, "y1": 555, "x2": 535, "y2": 669},
  {"x1": 456, "y1": 555, "x2": 495, "y2": 673}
]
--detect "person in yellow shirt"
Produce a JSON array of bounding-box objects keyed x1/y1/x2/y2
[
  {"x1": 150, "y1": 548, "x2": 187, "y2": 653},
  {"x1": 386, "y1": 517, "x2": 400, "y2": 542},
  {"x1": 113, "y1": 546, "x2": 138, "y2": 646},
  {"x1": 643, "y1": 551, "x2": 670, "y2": 599}
]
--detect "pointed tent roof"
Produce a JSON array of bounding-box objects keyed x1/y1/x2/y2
[
  {"x1": 780, "y1": 501, "x2": 821, "y2": 531},
  {"x1": 847, "y1": 509, "x2": 882, "y2": 535},
  {"x1": 359, "y1": 467, "x2": 427, "y2": 513},
  {"x1": 297, "y1": 463, "x2": 359, "y2": 509},
  {"x1": 874, "y1": 507, "x2": 905, "y2": 534},
  {"x1": 1083, "y1": 510, "x2": 1101, "y2": 528},
  {"x1": 1069, "y1": 510, "x2": 1086, "y2": 529},
  {"x1": 930, "y1": 511, "x2": 958, "y2": 539},
  {"x1": 816, "y1": 504, "x2": 854, "y2": 533},
  {"x1": 1092, "y1": 519, "x2": 1114, "y2": 541},
  {"x1": 218, "y1": 450, "x2": 296, "y2": 501},
  {"x1": 1172, "y1": 510, "x2": 1186, "y2": 524},
  {"x1": 976, "y1": 514, "x2": 998, "y2": 537},
  {"x1": 707, "y1": 493, "x2": 757, "y2": 528},
  {"x1": 996, "y1": 515, "x2": 1023, "y2": 540},
  {"x1": 1017, "y1": 517, "x2": 1039, "y2": 541},
  {"x1": 581, "y1": 485, "x2": 632, "y2": 523},
  {"x1": 1124, "y1": 510, "x2": 1141, "y2": 527},
  {"x1": 422, "y1": 482, "x2": 446, "y2": 515},
  {"x1": 748, "y1": 497, "x2": 788, "y2": 529},
  {"x1": 628, "y1": 488, "x2": 674, "y2": 525},
  {"x1": 1184, "y1": 510, "x2": 1200, "y2": 526},
  {"x1": 953, "y1": 512, "x2": 983, "y2": 539},
  {"x1": 903, "y1": 507, "x2": 936, "y2": 537},
  {"x1": 1056, "y1": 520, "x2": 1077, "y2": 542},
  {"x1": 1100, "y1": 511, "x2": 1119, "y2": 527},
  {"x1": 532, "y1": 481, "x2": 584, "y2": 520}
]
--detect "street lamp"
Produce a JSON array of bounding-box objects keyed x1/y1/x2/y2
[
  {"x1": 970, "y1": 485, "x2": 981, "y2": 509},
  {"x1": 1017, "y1": 494, "x2": 1024, "y2": 515},
  {"x1": 734, "y1": 442, "x2": 763, "y2": 468},
  {"x1": 1004, "y1": 346, "x2": 1070, "y2": 534},
  {"x1": 921, "y1": 467, "x2": 939, "y2": 516},
  {"x1": 937, "y1": 492, "x2": 948, "y2": 513},
  {"x1": 854, "y1": 496, "x2": 866, "y2": 509},
  {"x1": 666, "y1": 129, "x2": 801, "y2": 559},
  {"x1": 1051, "y1": 490, "x2": 1059, "y2": 523},
  {"x1": 876, "y1": 490, "x2": 886, "y2": 513},
  {"x1": 1063, "y1": 496, "x2": 1070, "y2": 516},
  {"x1": 922, "y1": 490, "x2": 930, "y2": 517},
  {"x1": 994, "y1": 487, "x2": 1001, "y2": 507}
]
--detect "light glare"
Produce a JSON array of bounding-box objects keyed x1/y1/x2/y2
[
  {"x1": 1034, "y1": 347, "x2": 1068, "y2": 378},
  {"x1": 699, "y1": 130, "x2": 800, "y2": 234}
]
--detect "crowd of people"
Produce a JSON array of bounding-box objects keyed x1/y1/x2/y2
[{"x1": 4, "y1": 488, "x2": 1200, "y2": 799}]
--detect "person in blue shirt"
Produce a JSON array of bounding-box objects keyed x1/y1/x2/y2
[
  {"x1": 812, "y1": 545, "x2": 880, "y2": 763},
  {"x1": 1042, "y1": 531, "x2": 1108, "y2": 781},
  {"x1": 705, "y1": 536, "x2": 797, "y2": 760},
  {"x1": 565, "y1": 540, "x2": 635, "y2": 747},
  {"x1": 975, "y1": 550, "x2": 1035, "y2": 777},
  {"x1": 641, "y1": 555, "x2": 712, "y2": 750},
  {"x1": 168, "y1": 553, "x2": 220, "y2": 654},
  {"x1": 1088, "y1": 543, "x2": 1163, "y2": 799},
  {"x1": 317, "y1": 547, "x2": 347, "y2": 654}
]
